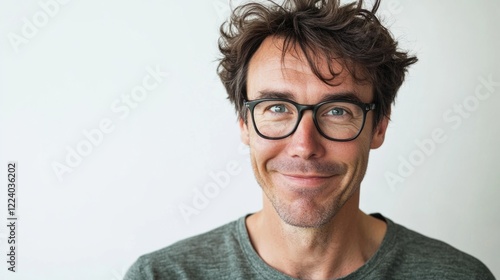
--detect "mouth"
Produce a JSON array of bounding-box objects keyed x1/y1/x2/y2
[
  {"x1": 279, "y1": 173, "x2": 336, "y2": 188},
  {"x1": 282, "y1": 173, "x2": 333, "y2": 179}
]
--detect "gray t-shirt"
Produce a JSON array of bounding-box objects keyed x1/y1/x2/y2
[{"x1": 124, "y1": 214, "x2": 495, "y2": 279}]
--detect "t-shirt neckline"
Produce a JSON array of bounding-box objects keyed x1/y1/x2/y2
[{"x1": 235, "y1": 213, "x2": 398, "y2": 279}]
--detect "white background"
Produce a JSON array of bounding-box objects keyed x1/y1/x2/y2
[{"x1": 0, "y1": 0, "x2": 499, "y2": 279}]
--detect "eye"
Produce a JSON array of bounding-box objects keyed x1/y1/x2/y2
[
  {"x1": 326, "y1": 107, "x2": 347, "y2": 116},
  {"x1": 268, "y1": 104, "x2": 288, "y2": 113}
]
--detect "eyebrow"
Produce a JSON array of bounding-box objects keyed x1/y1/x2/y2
[
  {"x1": 255, "y1": 90, "x2": 294, "y2": 100},
  {"x1": 255, "y1": 90, "x2": 364, "y2": 104}
]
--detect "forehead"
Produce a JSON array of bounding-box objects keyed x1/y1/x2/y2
[{"x1": 247, "y1": 36, "x2": 373, "y2": 103}]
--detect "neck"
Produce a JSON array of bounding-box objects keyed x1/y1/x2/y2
[{"x1": 246, "y1": 190, "x2": 386, "y2": 279}]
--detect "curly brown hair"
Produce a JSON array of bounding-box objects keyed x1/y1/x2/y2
[{"x1": 217, "y1": 0, "x2": 417, "y2": 127}]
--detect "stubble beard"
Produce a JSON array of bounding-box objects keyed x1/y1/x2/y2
[
  {"x1": 251, "y1": 157, "x2": 357, "y2": 229},
  {"x1": 269, "y1": 187, "x2": 343, "y2": 228}
]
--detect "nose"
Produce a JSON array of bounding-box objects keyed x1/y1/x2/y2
[{"x1": 286, "y1": 110, "x2": 326, "y2": 159}]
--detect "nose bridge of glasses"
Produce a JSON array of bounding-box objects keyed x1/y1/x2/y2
[
  {"x1": 294, "y1": 104, "x2": 321, "y2": 134},
  {"x1": 295, "y1": 103, "x2": 317, "y2": 120}
]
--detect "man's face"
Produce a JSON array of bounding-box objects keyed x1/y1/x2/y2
[{"x1": 240, "y1": 36, "x2": 389, "y2": 228}]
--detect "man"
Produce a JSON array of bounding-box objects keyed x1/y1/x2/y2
[{"x1": 125, "y1": 0, "x2": 494, "y2": 279}]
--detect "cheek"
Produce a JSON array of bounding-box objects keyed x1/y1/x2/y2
[
  {"x1": 248, "y1": 136, "x2": 286, "y2": 189},
  {"x1": 249, "y1": 135, "x2": 281, "y2": 166},
  {"x1": 332, "y1": 138, "x2": 371, "y2": 175},
  {"x1": 350, "y1": 143, "x2": 371, "y2": 183},
  {"x1": 334, "y1": 142, "x2": 365, "y2": 165},
  {"x1": 351, "y1": 124, "x2": 374, "y2": 156}
]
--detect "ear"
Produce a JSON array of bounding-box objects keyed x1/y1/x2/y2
[
  {"x1": 239, "y1": 118, "x2": 250, "y2": 145},
  {"x1": 370, "y1": 116, "x2": 389, "y2": 149}
]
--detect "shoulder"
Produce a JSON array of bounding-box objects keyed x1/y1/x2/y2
[
  {"x1": 154, "y1": 218, "x2": 240, "y2": 260},
  {"x1": 377, "y1": 216, "x2": 495, "y2": 279},
  {"x1": 124, "y1": 218, "x2": 245, "y2": 279}
]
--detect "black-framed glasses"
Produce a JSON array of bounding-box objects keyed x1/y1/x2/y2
[{"x1": 244, "y1": 98, "x2": 376, "y2": 142}]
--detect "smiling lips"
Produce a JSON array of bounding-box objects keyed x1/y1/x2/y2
[
  {"x1": 279, "y1": 173, "x2": 337, "y2": 188},
  {"x1": 267, "y1": 160, "x2": 345, "y2": 187},
  {"x1": 282, "y1": 173, "x2": 334, "y2": 179}
]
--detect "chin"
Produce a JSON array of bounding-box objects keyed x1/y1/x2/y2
[{"x1": 272, "y1": 196, "x2": 341, "y2": 228}]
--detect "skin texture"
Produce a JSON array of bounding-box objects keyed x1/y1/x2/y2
[{"x1": 240, "y1": 36, "x2": 390, "y2": 279}]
